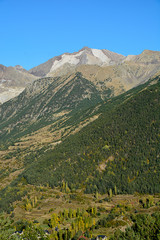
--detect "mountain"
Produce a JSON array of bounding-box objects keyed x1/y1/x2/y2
[
  {"x1": 0, "y1": 73, "x2": 102, "y2": 146},
  {"x1": 0, "y1": 47, "x2": 160, "y2": 213},
  {"x1": 0, "y1": 75, "x2": 159, "y2": 213},
  {"x1": 29, "y1": 47, "x2": 160, "y2": 98},
  {"x1": 21, "y1": 75, "x2": 160, "y2": 194},
  {"x1": 1, "y1": 48, "x2": 160, "y2": 105},
  {"x1": 0, "y1": 48, "x2": 160, "y2": 238},
  {"x1": 0, "y1": 64, "x2": 37, "y2": 103},
  {"x1": 1, "y1": 48, "x2": 160, "y2": 146},
  {"x1": 29, "y1": 47, "x2": 125, "y2": 77}
]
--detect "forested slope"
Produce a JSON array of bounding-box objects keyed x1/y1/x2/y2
[
  {"x1": 20, "y1": 76, "x2": 160, "y2": 194},
  {"x1": 0, "y1": 73, "x2": 102, "y2": 146},
  {"x1": 0, "y1": 76, "x2": 160, "y2": 213}
]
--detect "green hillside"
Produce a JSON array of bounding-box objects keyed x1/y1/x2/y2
[
  {"x1": 0, "y1": 76, "x2": 160, "y2": 213},
  {"x1": 20, "y1": 75, "x2": 160, "y2": 194},
  {"x1": 0, "y1": 73, "x2": 102, "y2": 146}
]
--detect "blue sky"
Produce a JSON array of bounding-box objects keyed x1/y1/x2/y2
[{"x1": 0, "y1": 0, "x2": 160, "y2": 70}]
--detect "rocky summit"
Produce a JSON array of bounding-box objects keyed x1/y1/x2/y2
[{"x1": 1, "y1": 47, "x2": 160, "y2": 104}]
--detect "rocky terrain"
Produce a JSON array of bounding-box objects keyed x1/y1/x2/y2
[
  {"x1": 0, "y1": 64, "x2": 37, "y2": 103},
  {"x1": 1, "y1": 47, "x2": 160, "y2": 103}
]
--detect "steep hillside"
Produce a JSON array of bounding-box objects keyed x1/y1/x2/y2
[
  {"x1": 0, "y1": 73, "x2": 103, "y2": 146},
  {"x1": 1, "y1": 49, "x2": 160, "y2": 146},
  {"x1": 20, "y1": 76, "x2": 160, "y2": 193},
  {"x1": 0, "y1": 76, "x2": 159, "y2": 213}
]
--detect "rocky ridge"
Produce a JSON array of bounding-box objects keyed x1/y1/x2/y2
[
  {"x1": 1, "y1": 48, "x2": 160, "y2": 104},
  {"x1": 0, "y1": 64, "x2": 37, "y2": 103}
]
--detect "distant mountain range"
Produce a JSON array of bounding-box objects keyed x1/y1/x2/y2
[{"x1": 0, "y1": 47, "x2": 160, "y2": 103}]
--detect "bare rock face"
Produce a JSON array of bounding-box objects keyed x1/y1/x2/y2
[
  {"x1": 46, "y1": 49, "x2": 160, "y2": 98},
  {"x1": 1, "y1": 48, "x2": 160, "y2": 104},
  {"x1": 133, "y1": 50, "x2": 160, "y2": 64},
  {"x1": 29, "y1": 47, "x2": 125, "y2": 77},
  {"x1": 29, "y1": 48, "x2": 160, "y2": 95}
]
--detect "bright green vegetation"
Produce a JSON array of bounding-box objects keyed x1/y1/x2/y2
[{"x1": 0, "y1": 195, "x2": 159, "y2": 240}]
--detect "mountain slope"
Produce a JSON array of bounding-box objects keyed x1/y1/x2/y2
[
  {"x1": 0, "y1": 73, "x2": 103, "y2": 146},
  {"x1": 20, "y1": 75, "x2": 160, "y2": 193},
  {"x1": 0, "y1": 75, "x2": 159, "y2": 212},
  {"x1": 29, "y1": 47, "x2": 125, "y2": 77},
  {"x1": 29, "y1": 48, "x2": 160, "y2": 100},
  {"x1": 0, "y1": 64, "x2": 37, "y2": 103},
  {"x1": 1, "y1": 48, "x2": 160, "y2": 105},
  {"x1": 1, "y1": 49, "x2": 160, "y2": 145}
]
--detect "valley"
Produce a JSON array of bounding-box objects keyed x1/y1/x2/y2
[
  {"x1": 1, "y1": 185, "x2": 160, "y2": 239},
  {"x1": 0, "y1": 48, "x2": 160, "y2": 239}
]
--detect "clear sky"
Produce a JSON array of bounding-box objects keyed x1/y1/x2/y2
[{"x1": 0, "y1": 0, "x2": 160, "y2": 70}]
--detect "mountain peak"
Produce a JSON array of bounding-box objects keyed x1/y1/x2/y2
[
  {"x1": 48, "y1": 47, "x2": 125, "y2": 74},
  {"x1": 29, "y1": 47, "x2": 125, "y2": 77},
  {"x1": 79, "y1": 46, "x2": 91, "y2": 51},
  {"x1": 142, "y1": 49, "x2": 158, "y2": 54},
  {"x1": 14, "y1": 65, "x2": 24, "y2": 69}
]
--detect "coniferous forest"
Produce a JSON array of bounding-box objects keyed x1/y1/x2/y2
[
  {"x1": 1, "y1": 77, "x2": 159, "y2": 213},
  {"x1": 0, "y1": 76, "x2": 160, "y2": 239},
  {"x1": 20, "y1": 77, "x2": 160, "y2": 194}
]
